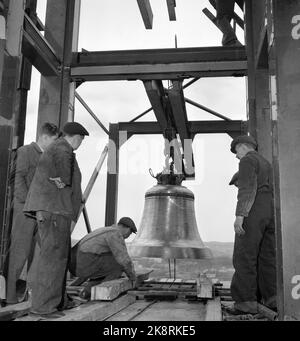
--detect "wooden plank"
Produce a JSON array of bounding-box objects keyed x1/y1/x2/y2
[
  {"x1": 197, "y1": 274, "x2": 213, "y2": 299},
  {"x1": 54, "y1": 294, "x2": 135, "y2": 321},
  {"x1": 137, "y1": 0, "x2": 153, "y2": 29},
  {"x1": 106, "y1": 301, "x2": 155, "y2": 321},
  {"x1": 0, "y1": 301, "x2": 31, "y2": 321},
  {"x1": 91, "y1": 272, "x2": 151, "y2": 301},
  {"x1": 133, "y1": 301, "x2": 206, "y2": 321},
  {"x1": 128, "y1": 290, "x2": 197, "y2": 298},
  {"x1": 185, "y1": 279, "x2": 196, "y2": 284},
  {"x1": 221, "y1": 281, "x2": 231, "y2": 289},
  {"x1": 205, "y1": 297, "x2": 222, "y2": 321},
  {"x1": 91, "y1": 278, "x2": 132, "y2": 301},
  {"x1": 17, "y1": 294, "x2": 136, "y2": 321}
]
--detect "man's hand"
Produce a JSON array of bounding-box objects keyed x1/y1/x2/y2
[
  {"x1": 36, "y1": 211, "x2": 45, "y2": 223},
  {"x1": 49, "y1": 177, "x2": 66, "y2": 189},
  {"x1": 234, "y1": 216, "x2": 245, "y2": 236}
]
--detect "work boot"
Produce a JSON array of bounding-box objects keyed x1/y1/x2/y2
[
  {"x1": 216, "y1": 17, "x2": 243, "y2": 46},
  {"x1": 262, "y1": 296, "x2": 277, "y2": 312}
]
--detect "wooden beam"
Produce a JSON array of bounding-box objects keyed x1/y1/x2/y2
[
  {"x1": 197, "y1": 274, "x2": 213, "y2": 299},
  {"x1": 91, "y1": 272, "x2": 152, "y2": 301},
  {"x1": 166, "y1": 0, "x2": 176, "y2": 21},
  {"x1": 205, "y1": 297, "x2": 222, "y2": 321},
  {"x1": 136, "y1": 0, "x2": 153, "y2": 29},
  {"x1": 71, "y1": 144, "x2": 108, "y2": 234},
  {"x1": 91, "y1": 278, "x2": 132, "y2": 301}
]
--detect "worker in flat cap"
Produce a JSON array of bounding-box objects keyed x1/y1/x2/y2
[
  {"x1": 6, "y1": 123, "x2": 60, "y2": 305},
  {"x1": 69, "y1": 217, "x2": 137, "y2": 299},
  {"x1": 23, "y1": 121, "x2": 89, "y2": 318},
  {"x1": 227, "y1": 135, "x2": 277, "y2": 315}
]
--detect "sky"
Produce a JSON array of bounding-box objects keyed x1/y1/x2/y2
[{"x1": 24, "y1": 0, "x2": 246, "y2": 242}]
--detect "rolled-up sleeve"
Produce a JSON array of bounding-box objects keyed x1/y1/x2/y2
[
  {"x1": 235, "y1": 157, "x2": 257, "y2": 217},
  {"x1": 105, "y1": 232, "x2": 136, "y2": 280}
]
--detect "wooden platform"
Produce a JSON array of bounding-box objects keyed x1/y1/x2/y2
[
  {"x1": 3, "y1": 275, "x2": 223, "y2": 321},
  {"x1": 107, "y1": 300, "x2": 208, "y2": 321},
  {"x1": 16, "y1": 294, "x2": 136, "y2": 321}
]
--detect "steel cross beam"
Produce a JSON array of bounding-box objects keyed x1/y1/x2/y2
[
  {"x1": 167, "y1": 80, "x2": 195, "y2": 177},
  {"x1": 22, "y1": 13, "x2": 61, "y2": 76},
  {"x1": 143, "y1": 80, "x2": 184, "y2": 173},
  {"x1": 136, "y1": 0, "x2": 153, "y2": 29},
  {"x1": 118, "y1": 120, "x2": 247, "y2": 137},
  {"x1": 167, "y1": 0, "x2": 176, "y2": 21},
  {"x1": 144, "y1": 80, "x2": 168, "y2": 130},
  {"x1": 70, "y1": 46, "x2": 247, "y2": 81}
]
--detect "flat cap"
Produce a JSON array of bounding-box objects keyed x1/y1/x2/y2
[
  {"x1": 230, "y1": 135, "x2": 257, "y2": 154},
  {"x1": 63, "y1": 122, "x2": 89, "y2": 136},
  {"x1": 229, "y1": 172, "x2": 239, "y2": 185},
  {"x1": 118, "y1": 217, "x2": 137, "y2": 234}
]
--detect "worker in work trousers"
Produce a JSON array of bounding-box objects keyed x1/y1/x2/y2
[
  {"x1": 228, "y1": 135, "x2": 277, "y2": 315},
  {"x1": 23, "y1": 122, "x2": 89, "y2": 318},
  {"x1": 69, "y1": 217, "x2": 137, "y2": 298},
  {"x1": 6, "y1": 123, "x2": 59, "y2": 304},
  {"x1": 210, "y1": 0, "x2": 244, "y2": 46}
]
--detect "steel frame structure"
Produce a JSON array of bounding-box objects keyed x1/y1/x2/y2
[{"x1": 0, "y1": 0, "x2": 300, "y2": 320}]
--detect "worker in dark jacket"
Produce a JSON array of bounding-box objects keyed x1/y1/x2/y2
[
  {"x1": 210, "y1": 0, "x2": 244, "y2": 46},
  {"x1": 69, "y1": 217, "x2": 137, "y2": 298},
  {"x1": 6, "y1": 123, "x2": 59, "y2": 304},
  {"x1": 23, "y1": 122, "x2": 89, "y2": 318},
  {"x1": 228, "y1": 135, "x2": 277, "y2": 315}
]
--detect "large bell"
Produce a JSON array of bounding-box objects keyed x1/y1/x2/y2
[{"x1": 128, "y1": 184, "x2": 212, "y2": 259}]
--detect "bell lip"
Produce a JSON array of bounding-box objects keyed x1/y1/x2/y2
[{"x1": 128, "y1": 245, "x2": 213, "y2": 260}]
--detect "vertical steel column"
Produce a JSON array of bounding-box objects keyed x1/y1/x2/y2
[
  {"x1": 244, "y1": 0, "x2": 256, "y2": 139},
  {"x1": 105, "y1": 124, "x2": 120, "y2": 226},
  {"x1": 37, "y1": 0, "x2": 80, "y2": 132},
  {"x1": 244, "y1": 1, "x2": 272, "y2": 162},
  {"x1": 14, "y1": 0, "x2": 38, "y2": 148},
  {"x1": 0, "y1": 0, "x2": 26, "y2": 268},
  {"x1": 269, "y1": 0, "x2": 300, "y2": 320},
  {"x1": 0, "y1": 7, "x2": 5, "y2": 90}
]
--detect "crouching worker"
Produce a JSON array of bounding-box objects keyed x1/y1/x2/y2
[{"x1": 69, "y1": 217, "x2": 137, "y2": 298}]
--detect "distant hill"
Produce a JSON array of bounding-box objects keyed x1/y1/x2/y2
[
  {"x1": 204, "y1": 241, "x2": 234, "y2": 258},
  {"x1": 131, "y1": 241, "x2": 234, "y2": 280}
]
